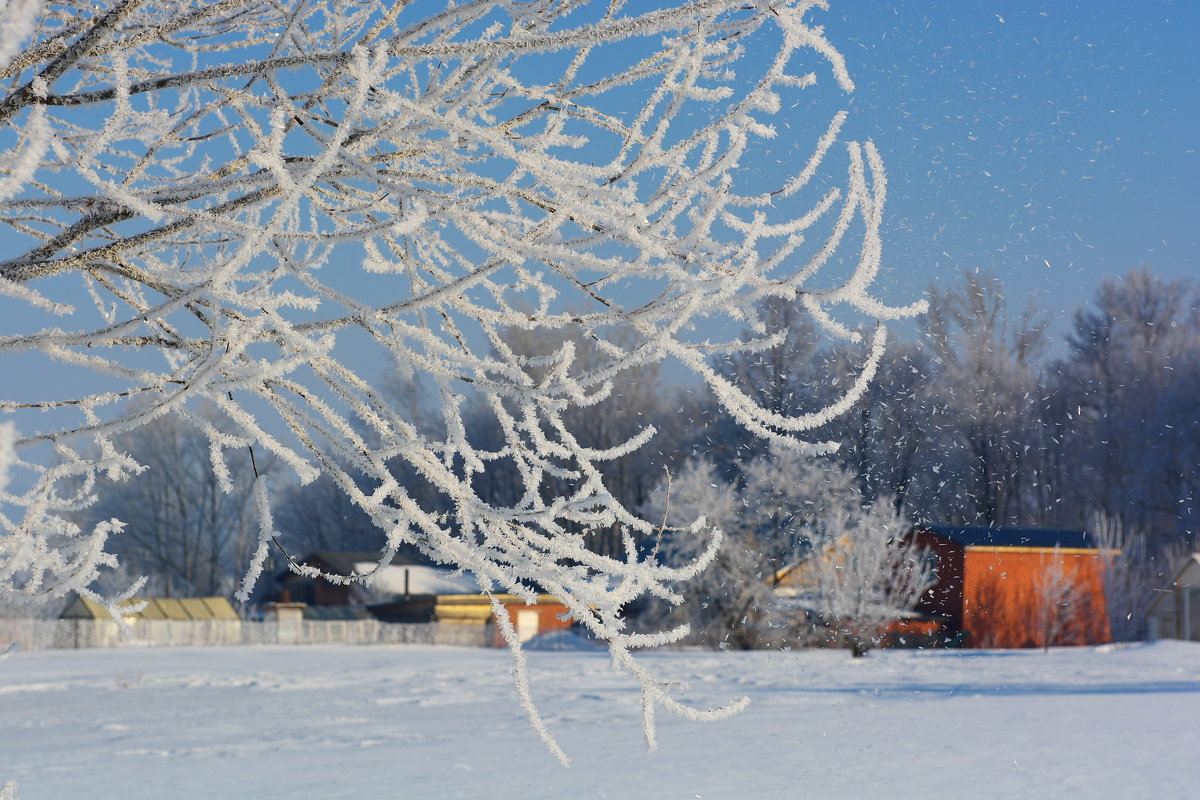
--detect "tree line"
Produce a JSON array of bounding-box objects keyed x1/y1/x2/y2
[{"x1": 77, "y1": 267, "x2": 1197, "y2": 641}]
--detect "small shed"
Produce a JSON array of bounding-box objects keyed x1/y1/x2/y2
[
  {"x1": 432, "y1": 593, "x2": 573, "y2": 647},
  {"x1": 907, "y1": 525, "x2": 1111, "y2": 649},
  {"x1": 1145, "y1": 553, "x2": 1200, "y2": 642}
]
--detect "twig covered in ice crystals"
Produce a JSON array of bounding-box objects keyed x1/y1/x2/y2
[{"x1": 0, "y1": 0, "x2": 926, "y2": 761}]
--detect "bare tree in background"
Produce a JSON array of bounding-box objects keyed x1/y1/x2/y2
[
  {"x1": 821, "y1": 338, "x2": 942, "y2": 515},
  {"x1": 1091, "y1": 511, "x2": 1192, "y2": 642},
  {"x1": 84, "y1": 411, "x2": 260, "y2": 597},
  {"x1": 925, "y1": 272, "x2": 1048, "y2": 526},
  {"x1": 0, "y1": 0, "x2": 924, "y2": 759},
  {"x1": 1055, "y1": 269, "x2": 1200, "y2": 542}
]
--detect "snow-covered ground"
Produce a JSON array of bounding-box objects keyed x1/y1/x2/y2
[{"x1": 2, "y1": 640, "x2": 1197, "y2": 799}]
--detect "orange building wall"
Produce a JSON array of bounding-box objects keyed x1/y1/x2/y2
[
  {"x1": 962, "y1": 549, "x2": 1110, "y2": 649},
  {"x1": 490, "y1": 600, "x2": 574, "y2": 647}
]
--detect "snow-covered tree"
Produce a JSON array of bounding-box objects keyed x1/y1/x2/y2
[
  {"x1": 648, "y1": 450, "x2": 933, "y2": 655},
  {"x1": 1033, "y1": 545, "x2": 1084, "y2": 652},
  {"x1": 640, "y1": 458, "x2": 775, "y2": 650},
  {"x1": 822, "y1": 339, "x2": 943, "y2": 516},
  {"x1": 739, "y1": 442, "x2": 861, "y2": 565},
  {"x1": 696, "y1": 297, "x2": 824, "y2": 472},
  {"x1": 0, "y1": 0, "x2": 924, "y2": 759},
  {"x1": 480, "y1": 323, "x2": 691, "y2": 558},
  {"x1": 776, "y1": 465, "x2": 935, "y2": 656}
]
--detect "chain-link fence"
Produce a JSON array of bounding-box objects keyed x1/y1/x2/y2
[{"x1": 0, "y1": 618, "x2": 489, "y2": 651}]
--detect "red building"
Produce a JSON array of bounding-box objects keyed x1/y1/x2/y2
[{"x1": 907, "y1": 526, "x2": 1111, "y2": 649}]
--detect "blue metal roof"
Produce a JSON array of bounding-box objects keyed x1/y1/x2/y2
[{"x1": 920, "y1": 525, "x2": 1098, "y2": 550}]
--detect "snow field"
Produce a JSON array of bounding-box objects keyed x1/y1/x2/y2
[{"x1": 1, "y1": 641, "x2": 1197, "y2": 799}]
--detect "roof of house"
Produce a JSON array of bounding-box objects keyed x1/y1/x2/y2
[
  {"x1": 356, "y1": 563, "x2": 478, "y2": 596},
  {"x1": 280, "y1": 547, "x2": 436, "y2": 580},
  {"x1": 301, "y1": 605, "x2": 373, "y2": 621},
  {"x1": 61, "y1": 596, "x2": 239, "y2": 621},
  {"x1": 917, "y1": 525, "x2": 1098, "y2": 551}
]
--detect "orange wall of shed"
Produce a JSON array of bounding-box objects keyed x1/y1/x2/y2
[
  {"x1": 962, "y1": 549, "x2": 1110, "y2": 649},
  {"x1": 490, "y1": 601, "x2": 574, "y2": 647}
]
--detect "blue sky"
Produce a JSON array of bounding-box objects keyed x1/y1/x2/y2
[
  {"x1": 820, "y1": 1, "x2": 1198, "y2": 347},
  {"x1": 2, "y1": 0, "x2": 1195, "y2": 412}
]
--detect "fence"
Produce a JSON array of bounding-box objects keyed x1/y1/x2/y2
[{"x1": 0, "y1": 618, "x2": 490, "y2": 651}]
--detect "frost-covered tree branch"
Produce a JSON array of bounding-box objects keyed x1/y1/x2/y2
[{"x1": 0, "y1": 0, "x2": 924, "y2": 761}]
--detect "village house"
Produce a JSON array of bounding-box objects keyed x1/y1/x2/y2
[
  {"x1": 1145, "y1": 553, "x2": 1200, "y2": 642},
  {"x1": 273, "y1": 550, "x2": 573, "y2": 646}
]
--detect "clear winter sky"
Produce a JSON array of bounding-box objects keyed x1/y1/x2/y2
[
  {"x1": 823, "y1": 1, "x2": 1198, "y2": 350},
  {"x1": 2, "y1": 1, "x2": 1196, "y2": 404}
]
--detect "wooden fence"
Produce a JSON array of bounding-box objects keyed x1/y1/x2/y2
[{"x1": 0, "y1": 619, "x2": 489, "y2": 651}]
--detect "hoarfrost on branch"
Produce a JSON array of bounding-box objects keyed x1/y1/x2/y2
[{"x1": 0, "y1": 0, "x2": 924, "y2": 761}]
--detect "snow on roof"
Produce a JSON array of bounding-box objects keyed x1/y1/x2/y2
[
  {"x1": 299, "y1": 548, "x2": 433, "y2": 576},
  {"x1": 353, "y1": 563, "x2": 478, "y2": 596}
]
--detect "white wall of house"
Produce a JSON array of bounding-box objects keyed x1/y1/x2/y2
[{"x1": 1147, "y1": 555, "x2": 1200, "y2": 642}]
